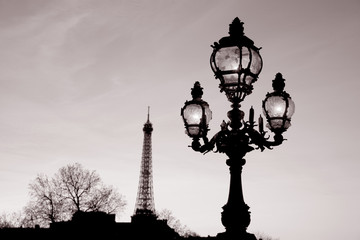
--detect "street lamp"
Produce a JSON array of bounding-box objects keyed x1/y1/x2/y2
[
  {"x1": 181, "y1": 18, "x2": 295, "y2": 240},
  {"x1": 181, "y1": 81, "x2": 212, "y2": 139}
]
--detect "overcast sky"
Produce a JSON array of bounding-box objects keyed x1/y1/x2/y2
[{"x1": 0, "y1": 0, "x2": 359, "y2": 239}]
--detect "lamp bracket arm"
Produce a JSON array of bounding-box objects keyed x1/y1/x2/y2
[
  {"x1": 190, "y1": 136, "x2": 215, "y2": 154},
  {"x1": 246, "y1": 126, "x2": 285, "y2": 151},
  {"x1": 246, "y1": 128, "x2": 266, "y2": 151},
  {"x1": 195, "y1": 128, "x2": 228, "y2": 154},
  {"x1": 262, "y1": 133, "x2": 285, "y2": 149}
]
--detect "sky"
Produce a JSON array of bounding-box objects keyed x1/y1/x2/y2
[{"x1": 0, "y1": 0, "x2": 359, "y2": 239}]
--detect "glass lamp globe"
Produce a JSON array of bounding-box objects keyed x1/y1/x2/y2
[
  {"x1": 263, "y1": 94, "x2": 295, "y2": 132},
  {"x1": 262, "y1": 73, "x2": 295, "y2": 133},
  {"x1": 210, "y1": 18, "x2": 263, "y2": 103},
  {"x1": 181, "y1": 82, "x2": 212, "y2": 138}
]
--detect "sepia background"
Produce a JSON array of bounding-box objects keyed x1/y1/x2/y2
[{"x1": 0, "y1": 0, "x2": 359, "y2": 239}]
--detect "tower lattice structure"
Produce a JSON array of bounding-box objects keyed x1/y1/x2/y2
[{"x1": 133, "y1": 108, "x2": 156, "y2": 218}]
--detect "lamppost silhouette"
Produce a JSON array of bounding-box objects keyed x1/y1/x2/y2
[{"x1": 181, "y1": 18, "x2": 295, "y2": 239}]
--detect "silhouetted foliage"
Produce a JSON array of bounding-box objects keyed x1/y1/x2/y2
[
  {"x1": 0, "y1": 212, "x2": 23, "y2": 228},
  {"x1": 157, "y1": 209, "x2": 198, "y2": 237},
  {"x1": 255, "y1": 231, "x2": 280, "y2": 240},
  {"x1": 24, "y1": 163, "x2": 126, "y2": 227}
]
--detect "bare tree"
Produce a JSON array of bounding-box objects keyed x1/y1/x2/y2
[
  {"x1": 25, "y1": 174, "x2": 67, "y2": 226},
  {"x1": 56, "y1": 163, "x2": 101, "y2": 212},
  {"x1": 85, "y1": 185, "x2": 126, "y2": 213},
  {"x1": 25, "y1": 163, "x2": 127, "y2": 227},
  {"x1": 157, "y1": 209, "x2": 198, "y2": 237}
]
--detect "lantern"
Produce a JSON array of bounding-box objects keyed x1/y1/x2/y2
[
  {"x1": 263, "y1": 73, "x2": 295, "y2": 133},
  {"x1": 210, "y1": 18, "x2": 263, "y2": 103},
  {"x1": 181, "y1": 82, "x2": 212, "y2": 138}
]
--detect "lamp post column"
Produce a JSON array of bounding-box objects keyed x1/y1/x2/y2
[
  {"x1": 221, "y1": 157, "x2": 253, "y2": 239},
  {"x1": 217, "y1": 103, "x2": 256, "y2": 240}
]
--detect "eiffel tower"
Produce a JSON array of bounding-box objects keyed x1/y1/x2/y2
[{"x1": 132, "y1": 107, "x2": 157, "y2": 221}]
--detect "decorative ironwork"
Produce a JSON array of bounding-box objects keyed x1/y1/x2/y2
[{"x1": 183, "y1": 79, "x2": 288, "y2": 156}]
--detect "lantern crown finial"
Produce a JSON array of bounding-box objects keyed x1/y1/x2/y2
[
  {"x1": 272, "y1": 72, "x2": 286, "y2": 93},
  {"x1": 229, "y1": 17, "x2": 244, "y2": 39},
  {"x1": 191, "y1": 81, "x2": 204, "y2": 100}
]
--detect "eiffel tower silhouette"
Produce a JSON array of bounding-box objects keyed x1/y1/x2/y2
[{"x1": 132, "y1": 107, "x2": 157, "y2": 221}]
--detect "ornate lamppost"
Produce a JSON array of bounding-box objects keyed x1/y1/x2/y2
[{"x1": 181, "y1": 18, "x2": 295, "y2": 240}]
